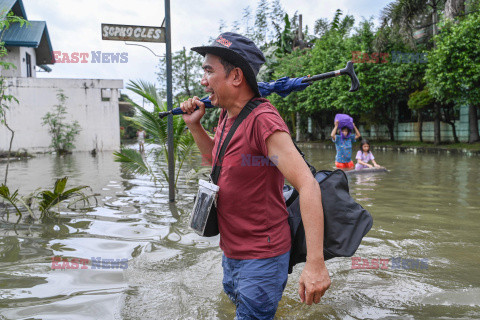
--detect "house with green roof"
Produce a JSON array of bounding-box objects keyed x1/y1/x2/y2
[
  {"x1": 0, "y1": 0, "x2": 123, "y2": 153},
  {"x1": 0, "y1": 0, "x2": 54, "y2": 77}
]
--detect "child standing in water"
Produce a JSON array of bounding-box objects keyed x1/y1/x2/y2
[
  {"x1": 331, "y1": 119, "x2": 362, "y2": 169},
  {"x1": 137, "y1": 129, "x2": 146, "y2": 153},
  {"x1": 355, "y1": 139, "x2": 381, "y2": 170}
]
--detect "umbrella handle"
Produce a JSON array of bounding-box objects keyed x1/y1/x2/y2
[
  {"x1": 301, "y1": 61, "x2": 360, "y2": 92},
  {"x1": 158, "y1": 98, "x2": 215, "y2": 118}
]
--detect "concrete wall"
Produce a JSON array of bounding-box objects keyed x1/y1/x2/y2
[
  {"x1": 3, "y1": 47, "x2": 37, "y2": 78},
  {"x1": 0, "y1": 78, "x2": 123, "y2": 153},
  {"x1": 358, "y1": 105, "x2": 479, "y2": 142}
]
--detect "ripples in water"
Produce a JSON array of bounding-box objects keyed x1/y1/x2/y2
[{"x1": 1, "y1": 145, "x2": 480, "y2": 319}]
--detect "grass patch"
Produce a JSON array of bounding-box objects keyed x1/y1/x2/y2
[{"x1": 0, "y1": 149, "x2": 32, "y2": 159}]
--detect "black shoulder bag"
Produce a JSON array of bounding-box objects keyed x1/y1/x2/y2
[{"x1": 284, "y1": 143, "x2": 373, "y2": 273}]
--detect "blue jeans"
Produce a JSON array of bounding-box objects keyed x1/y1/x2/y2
[{"x1": 222, "y1": 251, "x2": 290, "y2": 320}]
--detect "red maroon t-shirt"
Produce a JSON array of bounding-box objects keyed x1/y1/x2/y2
[{"x1": 212, "y1": 98, "x2": 291, "y2": 259}]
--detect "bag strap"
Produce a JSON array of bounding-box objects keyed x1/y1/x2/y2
[
  {"x1": 210, "y1": 99, "x2": 262, "y2": 184},
  {"x1": 291, "y1": 140, "x2": 317, "y2": 175},
  {"x1": 284, "y1": 141, "x2": 317, "y2": 208}
]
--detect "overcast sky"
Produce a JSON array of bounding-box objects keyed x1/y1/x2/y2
[{"x1": 24, "y1": 0, "x2": 392, "y2": 101}]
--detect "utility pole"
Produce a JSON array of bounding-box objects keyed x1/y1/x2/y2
[{"x1": 165, "y1": 0, "x2": 175, "y2": 201}]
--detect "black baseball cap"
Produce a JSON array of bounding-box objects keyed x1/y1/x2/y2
[{"x1": 191, "y1": 32, "x2": 266, "y2": 97}]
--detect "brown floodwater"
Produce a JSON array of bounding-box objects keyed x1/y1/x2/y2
[{"x1": 0, "y1": 143, "x2": 479, "y2": 319}]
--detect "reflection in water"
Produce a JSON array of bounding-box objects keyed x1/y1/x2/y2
[
  {"x1": 351, "y1": 172, "x2": 383, "y2": 203},
  {"x1": 0, "y1": 145, "x2": 480, "y2": 319},
  {"x1": 52, "y1": 154, "x2": 77, "y2": 178}
]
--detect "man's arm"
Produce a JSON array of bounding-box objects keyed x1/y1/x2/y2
[
  {"x1": 266, "y1": 131, "x2": 331, "y2": 305},
  {"x1": 180, "y1": 97, "x2": 215, "y2": 166}
]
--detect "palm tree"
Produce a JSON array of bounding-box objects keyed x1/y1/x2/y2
[
  {"x1": 113, "y1": 80, "x2": 198, "y2": 189},
  {"x1": 381, "y1": 0, "x2": 445, "y2": 48}
]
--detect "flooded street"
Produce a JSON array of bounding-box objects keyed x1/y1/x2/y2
[{"x1": 1, "y1": 144, "x2": 479, "y2": 319}]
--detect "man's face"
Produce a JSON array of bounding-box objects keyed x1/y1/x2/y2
[{"x1": 201, "y1": 54, "x2": 231, "y2": 107}]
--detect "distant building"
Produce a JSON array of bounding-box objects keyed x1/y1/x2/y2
[{"x1": 0, "y1": 0, "x2": 123, "y2": 153}]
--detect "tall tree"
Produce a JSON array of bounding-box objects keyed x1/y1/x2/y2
[
  {"x1": 314, "y1": 18, "x2": 329, "y2": 37},
  {"x1": 270, "y1": 12, "x2": 362, "y2": 137},
  {"x1": 242, "y1": 6, "x2": 253, "y2": 39},
  {"x1": 408, "y1": 89, "x2": 434, "y2": 142},
  {"x1": 218, "y1": 19, "x2": 227, "y2": 33},
  {"x1": 268, "y1": 0, "x2": 285, "y2": 39},
  {"x1": 269, "y1": 0, "x2": 285, "y2": 22},
  {"x1": 231, "y1": 20, "x2": 241, "y2": 32},
  {"x1": 425, "y1": 11, "x2": 480, "y2": 142},
  {"x1": 381, "y1": 0, "x2": 446, "y2": 144},
  {"x1": 271, "y1": 14, "x2": 427, "y2": 142},
  {"x1": 254, "y1": 0, "x2": 269, "y2": 46},
  {"x1": 157, "y1": 47, "x2": 204, "y2": 104}
]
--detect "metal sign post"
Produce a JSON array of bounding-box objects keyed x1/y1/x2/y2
[
  {"x1": 164, "y1": 0, "x2": 175, "y2": 202},
  {"x1": 102, "y1": 7, "x2": 175, "y2": 202}
]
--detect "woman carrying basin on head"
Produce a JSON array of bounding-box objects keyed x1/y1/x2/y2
[{"x1": 330, "y1": 114, "x2": 361, "y2": 169}]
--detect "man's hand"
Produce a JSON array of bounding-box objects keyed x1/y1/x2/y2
[
  {"x1": 179, "y1": 96, "x2": 215, "y2": 167},
  {"x1": 298, "y1": 259, "x2": 331, "y2": 304},
  {"x1": 180, "y1": 96, "x2": 205, "y2": 127}
]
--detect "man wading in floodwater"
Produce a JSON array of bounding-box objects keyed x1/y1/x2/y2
[{"x1": 180, "y1": 32, "x2": 330, "y2": 319}]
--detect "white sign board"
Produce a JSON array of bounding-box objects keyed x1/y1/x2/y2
[{"x1": 101, "y1": 23, "x2": 165, "y2": 43}]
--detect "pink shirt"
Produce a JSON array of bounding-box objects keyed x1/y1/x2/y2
[
  {"x1": 212, "y1": 98, "x2": 291, "y2": 259},
  {"x1": 355, "y1": 150, "x2": 375, "y2": 170}
]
